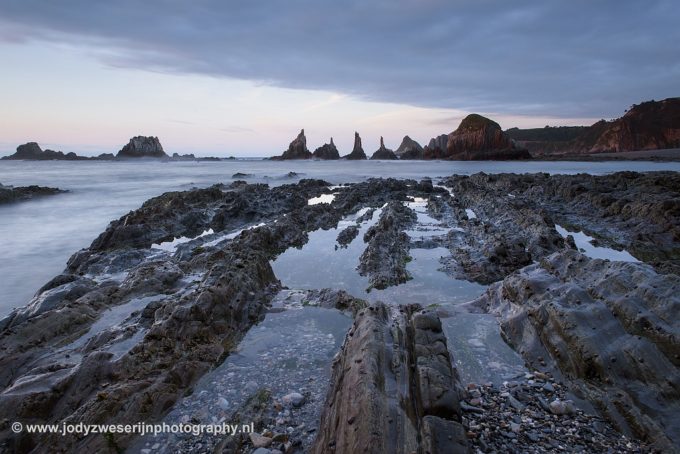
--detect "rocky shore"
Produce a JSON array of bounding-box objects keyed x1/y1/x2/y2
[{"x1": 0, "y1": 171, "x2": 678, "y2": 453}]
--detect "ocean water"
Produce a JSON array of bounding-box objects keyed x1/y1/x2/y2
[{"x1": 1, "y1": 158, "x2": 678, "y2": 316}]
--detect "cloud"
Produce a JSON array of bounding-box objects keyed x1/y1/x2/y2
[{"x1": 0, "y1": 0, "x2": 678, "y2": 118}]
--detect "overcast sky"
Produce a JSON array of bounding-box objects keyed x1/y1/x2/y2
[{"x1": 0, "y1": 0, "x2": 677, "y2": 156}]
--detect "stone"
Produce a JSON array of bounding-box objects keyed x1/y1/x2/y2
[
  {"x1": 370, "y1": 136, "x2": 398, "y2": 160},
  {"x1": 250, "y1": 432, "x2": 273, "y2": 448},
  {"x1": 275, "y1": 129, "x2": 312, "y2": 160},
  {"x1": 312, "y1": 138, "x2": 340, "y2": 160},
  {"x1": 395, "y1": 135, "x2": 423, "y2": 159},
  {"x1": 445, "y1": 114, "x2": 530, "y2": 160},
  {"x1": 282, "y1": 392, "x2": 305, "y2": 408}
]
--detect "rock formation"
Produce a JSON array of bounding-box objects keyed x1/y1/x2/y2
[
  {"x1": 1, "y1": 142, "x2": 89, "y2": 160},
  {"x1": 471, "y1": 250, "x2": 680, "y2": 451},
  {"x1": 369, "y1": 137, "x2": 398, "y2": 160},
  {"x1": 395, "y1": 135, "x2": 423, "y2": 159},
  {"x1": 312, "y1": 138, "x2": 340, "y2": 160},
  {"x1": 343, "y1": 132, "x2": 367, "y2": 160},
  {"x1": 445, "y1": 114, "x2": 530, "y2": 160},
  {"x1": 274, "y1": 129, "x2": 312, "y2": 160},
  {"x1": 0, "y1": 183, "x2": 65, "y2": 204},
  {"x1": 422, "y1": 134, "x2": 449, "y2": 159},
  {"x1": 116, "y1": 136, "x2": 167, "y2": 159},
  {"x1": 312, "y1": 304, "x2": 469, "y2": 454}
]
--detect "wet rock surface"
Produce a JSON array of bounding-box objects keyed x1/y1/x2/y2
[
  {"x1": 0, "y1": 171, "x2": 678, "y2": 453},
  {"x1": 0, "y1": 182, "x2": 65, "y2": 204},
  {"x1": 471, "y1": 250, "x2": 680, "y2": 452},
  {"x1": 312, "y1": 304, "x2": 468, "y2": 454}
]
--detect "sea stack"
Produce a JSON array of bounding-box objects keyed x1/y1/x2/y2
[
  {"x1": 370, "y1": 137, "x2": 397, "y2": 160},
  {"x1": 395, "y1": 135, "x2": 423, "y2": 159},
  {"x1": 445, "y1": 114, "x2": 530, "y2": 160},
  {"x1": 116, "y1": 136, "x2": 167, "y2": 159},
  {"x1": 343, "y1": 132, "x2": 367, "y2": 160},
  {"x1": 277, "y1": 129, "x2": 312, "y2": 160},
  {"x1": 312, "y1": 138, "x2": 340, "y2": 160}
]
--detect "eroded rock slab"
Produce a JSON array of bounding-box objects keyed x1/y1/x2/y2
[{"x1": 312, "y1": 303, "x2": 469, "y2": 454}]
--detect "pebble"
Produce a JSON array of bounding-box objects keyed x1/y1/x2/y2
[
  {"x1": 249, "y1": 433, "x2": 273, "y2": 448},
  {"x1": 282, "y1": 392, "x2": 305, "y2": 408}
]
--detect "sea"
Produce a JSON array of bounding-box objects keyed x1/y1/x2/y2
[{"x1": 1, "y1": 158, "x2": 679, "y2": 317}]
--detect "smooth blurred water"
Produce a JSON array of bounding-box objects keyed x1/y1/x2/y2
[{"x1": 1, "y1": 158, "x2": 678, "y2": 316}]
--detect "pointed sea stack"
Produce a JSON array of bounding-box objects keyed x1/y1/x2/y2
[
  {"x1": 395, "y1": 135, "x2": 423, "y2": 159},
  {"x1": 343, "y1": 132, "x2": 367, "y2": 160},
  {"x1": 370, "y1": 137, "x2": 397, "y2": 160},
  {"x1": 445, "y1": 114, "x2": 530, "y2": 160},
  {"x1": 274, "y1": 129, "x2": 312, "y2": 160},
  {"x1": 116, "y1": 136, "x2": 167, "y2": 159},
  {"x1": 312, "y1": 137, "x2": 340, "y2": 160}
]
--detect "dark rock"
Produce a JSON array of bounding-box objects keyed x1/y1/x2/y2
[
  {"x1": 0, "y1": 183, "x2": 65, "y2": 204},
  {"x1": 275, "y1": 129, "x2": 312, "y2": 160},
  {"x1": 312, "y1": 304, "x2": 468, "y2": 454},
  {"x1": 395, "y1": 135, "x2": 423, "y2": 160},
  {"x1": 312, "y1": 138, "x2": 340, "y2": 160},
  {"x1": 343, "y1": 132, "x2": 367, "y2": 160},
  {"x1": 423, "y1": 134, "x2": 449, "y2": 159},
  {"x1": 116, "y1": 136, "x2": 167, "y2": 159},
  {"x1": 445, "y1": 114, "x2": 530, "y2": 160},
  {"x1": 1, "y1": 142, "x2": 90, "y2": 161},
  {"x1": 370, "y1": 137, "x2": 397, "y2": 160}
]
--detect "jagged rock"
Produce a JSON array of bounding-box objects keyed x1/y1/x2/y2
[
  {"x1": 446, "y1": 114, "x2": 530, "y2": 160},
  {"x1": 395, "y1": 135, "x2": 423, "y2": 159},
  {"x1": 471, "y1": 249, "x2": 680, "y2": 452},
  {"x1": 370, "y1": 137, "x2": 397, "y2": 160},
  {"x1": 343, "y1": 132, "x2": 367, "y2": 160},
  {"x1": 116, "y1": 136, "x2": 167, "y2": 159},
  {"x1": 0, "y1": 183, "x2": 65, "y2": 204},
  {"x1": 97, "y1": 153, "x2": 115, "y2": 160},
  {"x1": 358, "y1": 201, "x2": 416, "y2": 289},
  {"x1": 312, "y1": 138, "x2": 340, "y2": 160},
  {"x1": 312, "y1": 304, "x2": 468, "y2": 454},
  {"x1": 423, "y1": 134, "x2": 449, "y2": 159},
  {"x1": 274, "y1": 129, "x2": 312, "y2": 160}
]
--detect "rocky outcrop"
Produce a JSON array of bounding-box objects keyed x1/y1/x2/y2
[
  {"x1": 1, "y1": 142, "x2": 89, "y2": 161},
  {"x1": 312, "y1": 304, "x2": 468, "y2": 454},
  {"x1": 0, "y1": 183, "x2": 65, "y2": 204},
  {"x1": 446, "y1": 114, "x2": 530, "y2": 160},
  {"x1": 273, "y1": 129, "x2": 312, "y2": 160},
  {"x1": 423, "y1": 134, "x2": 449, "y2": 159},
  {"x1": 343, "y1": 132, "x2": 367, "y2": 160},
  {"x1": 312, "y1": 138, "x2": 340, "y2": 160},
  {"x1": 358, "y1": 201, "x2": 416, "y2": 289},
  {"x1": 369, "y1": 137, "x2": 397, "y2": 160},
  {"x1": 394, "y1": 135, "x2": 423, "y2": 159},
  {"x1": 470, "y1": 250, "x2": 680, "y2": 452},
  {"x1": 116, "y1": 136, "x2": 167, "y2": 159}
]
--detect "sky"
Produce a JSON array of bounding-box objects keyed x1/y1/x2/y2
[{"x1": 0, "y1": 1, "x2": 678, "y2": 157}]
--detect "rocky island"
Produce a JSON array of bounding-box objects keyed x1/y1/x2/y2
[{"x1": 0, "y1": 170, "x2": 678, "y2": 453}]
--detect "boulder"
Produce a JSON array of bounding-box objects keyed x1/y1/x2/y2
[
  {"x1": 343, "y1": 132, "x2": 367, "y2": 160},
  {"x1": 116, "y1": 136, "x2": 167, "y2": 159},
  {"x1": 369, "y1": 137, "x2": 398, "y2": 160},
  {"x1": 312, "y1": 138, "x2": 340, "y2": 160}
]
